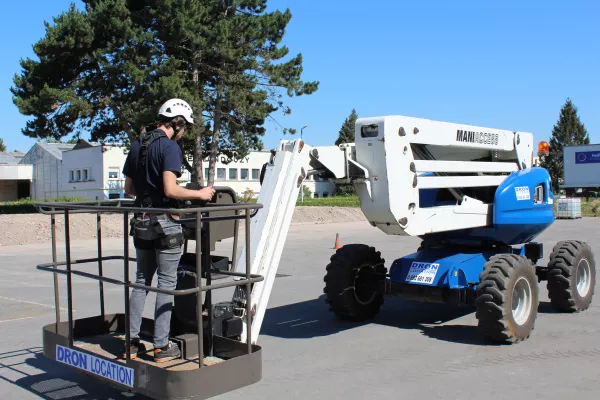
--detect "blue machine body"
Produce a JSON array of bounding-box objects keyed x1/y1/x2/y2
[
  {"x1": 390, "y1": 167, "x2": 553, "y2": 291},
  {"x1": 418, "y1": 167, "x2": 555, "y2": 247},
  {"x1": 388, "y1": 244, "x2": 539, "y2": 288},
  {"x1": 390, "y1": 249, "x2": 487, "y2": 289}
]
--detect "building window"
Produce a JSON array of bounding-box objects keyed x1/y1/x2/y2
[
  {"x1": 70, "y1": 170, "x2": 74, "y2": 182},
  {"x1": 240, "y1": 169, "x2": 248, "y2": 180},
  {"x1": 108, "y1": 168, "x2": 119, "y2": 179},
  {"x1": 76, "y1": 169, "x2": 81, "y2": 181},
  {"x1": 252, "y1": 169, "x2": 260, "y2": 180},
  {"x1": 204, "y1": 168, "x2": 209, "y2": 179},
  {"x1": 83, "y1": 169, "x2": 89, "y2": 181},
  {"x1": 229, "y1": 168, "x2": 237, "y2": 180},
  {"x1": 217, "y1": 168, "x2": 226, "y2": 180}
]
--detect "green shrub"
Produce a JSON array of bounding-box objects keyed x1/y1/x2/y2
[
  {"x1": 296, "y1": 196, "x2": 360, "y2": 207},
  {"x1": 297, "y1": 185, "x2": 312, "y2": 200},
  {"x1": 0, "y1": 197, "x2": 87, "y2": 215},
  {"x1": 333, "y1": 183, "x2": 356, "y2": 197}
]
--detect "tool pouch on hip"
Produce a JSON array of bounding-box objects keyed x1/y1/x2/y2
[
  {"x1": 130, "y1": 217, "x2": 184, "y2": 250},
  {"x1": 155, "y1": 232, "x2": 184, "y2": 249}
]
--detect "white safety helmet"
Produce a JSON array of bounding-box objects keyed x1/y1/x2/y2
[{"x1": 157, "y1": 98, "x2": 194, "y2": 124}]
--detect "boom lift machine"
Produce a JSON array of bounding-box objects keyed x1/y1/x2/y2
[
  {"x1": 240, "y1": 115, "x2": 595, "y2": 346},
  {"x1": 34, "y1": 115, "x2": 595, "y2": 400}
]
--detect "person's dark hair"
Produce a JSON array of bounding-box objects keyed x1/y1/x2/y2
[
  {"x1": 157, "y1": 115, "x2": 189, "y2": 131},
  {"x1": 140, "y1": 115, "x2": 191, "y2": 138}
]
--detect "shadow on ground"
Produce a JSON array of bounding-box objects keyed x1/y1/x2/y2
[
  {"x1": 261, "y1": 296, "x2": 567, "y2": 346},
  {"x1": 0, "y1": 348, "x2": 149, "y2": 400},
  {"x1": 537, "y1": 300, "x2": 561, "y2": 314},
  {"x1": 260, "y1": 295, "x2": 489, "y2": 345}
]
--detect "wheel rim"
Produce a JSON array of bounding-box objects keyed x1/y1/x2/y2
[
  {"x1": 512, "y1": 276, "x2": 532, "y2": 325},
  {"x1": 576, "y1": 259, "x2": 592, "y2": 298},
  {"x1": 353, "y1": 264, "x2": 379, "y2": 305}
]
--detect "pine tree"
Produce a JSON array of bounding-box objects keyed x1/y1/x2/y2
[
  {"x1": 335, "y1": 109, "x2": 358, "y2": 146},
  {"x1": 0, "y1": 138, "x2": 6, "y2": 152},
  {"x1": 540, "y1": 98, "x2": 590, "y2": 190},
  {"x1": 11, "y1": 0, "x2": 318, "y2": 185},
  {"x1": 333, "y1": 109, "x2": 358, "y2": 196}
]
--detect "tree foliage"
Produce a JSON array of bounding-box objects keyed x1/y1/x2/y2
[
  {"x1": 332, "y1": 109, "x2": 358, "y2": 195},
  {"x1": 540, "y1": 98, "x2": 590, "y2": 191},
  {"x1": 335, "y1": 108, "x2": 358, "y2": 146},
  {"x1": 0, "y1": 138, "x2": 6, "y2": 152},
  {"x1": 11, "y1": 0, "x2": 318, "y2": 185}
]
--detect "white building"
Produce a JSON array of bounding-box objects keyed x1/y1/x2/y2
[
  {"x1": 180, "y1": 152, "x2": 334, "y2": 199},
  {"x1": 181, "y1": 152, "x2": 335, "y2": 199},
  {"x1": 15, "y1": 140, "x2": 336, "y2": 202},
  {"x1": 60, "y1": 140, "x2": 127, "y2": 200},
  {"x1": 0, "y1": 152, "x2": 32, "y2": 201},
  {"x1": 20, "y1": 143, "x2": 73, "y2": 200}
]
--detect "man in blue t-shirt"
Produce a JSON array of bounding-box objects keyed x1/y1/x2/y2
[{"x1": 122, "y1": 98, "x2": 215, "y2": 363}]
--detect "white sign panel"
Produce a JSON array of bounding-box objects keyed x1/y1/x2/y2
[
  {"x1": 406, "y1": 262, "x2": 439, "y2": 285},
  {"x1": 515, "y1": 186, "x2": 530, "y2": 201},
  {"x1": 563, "y1": 145, "x2": 600, "y2": 188},
  {"x1": 56, "y1": 345, "x2": 134, "y2": 388}
]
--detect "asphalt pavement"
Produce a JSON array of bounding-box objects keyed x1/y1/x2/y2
[{"x1": 0, "y1": 218, "x2": 599, "y2": 400}]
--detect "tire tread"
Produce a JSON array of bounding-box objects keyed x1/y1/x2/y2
[
  {"x1": 475, "y1": 254, "x2": 538, "y2": 343},
  {"x1": 547, "y1": 240, "x2": 595, "y2": 312}
]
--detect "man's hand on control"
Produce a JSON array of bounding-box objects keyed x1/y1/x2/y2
[{"x1": 197, "y1": 185, "x2": 216, "y2": 201}]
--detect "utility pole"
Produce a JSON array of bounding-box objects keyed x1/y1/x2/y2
[{"x1": 301, "y1": 126, "x2": 308, "y2": 202}]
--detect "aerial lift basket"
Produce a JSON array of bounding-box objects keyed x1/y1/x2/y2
[{"x1": 33, "y1": 194, "x2": 264, "y2": 400}]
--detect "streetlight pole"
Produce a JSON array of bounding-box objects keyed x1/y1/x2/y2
[{"x1": 300, "y1": 126, "x2": 307, "y2": 202}]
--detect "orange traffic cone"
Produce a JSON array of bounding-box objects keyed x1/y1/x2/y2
[{"x1": 334, "y1": 233, "x2": 342, "y2": 250}]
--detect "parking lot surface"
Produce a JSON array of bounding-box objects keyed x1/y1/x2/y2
[{"x1": 1, "y1": 219, "x2": 599, "y2": 399}]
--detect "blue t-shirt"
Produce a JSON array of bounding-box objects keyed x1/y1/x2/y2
[{"x1": 122, "y1": 129, "x2": 183, "y2": 207}]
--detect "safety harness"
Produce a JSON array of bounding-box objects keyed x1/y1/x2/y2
[
  {"x1": 130, "y1": 129, "x2": 184, "y2": 250},
  {"x1": 134, "y1": 129, "x2": 167, "y2": 208}
]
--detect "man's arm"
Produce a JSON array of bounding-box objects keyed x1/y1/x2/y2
[
  {"x1": 124, "y1": 176, "x2": 136, "y2": 197},
  {"x1": 163, "y1": 171, "x2": 215, "y2": 201}
]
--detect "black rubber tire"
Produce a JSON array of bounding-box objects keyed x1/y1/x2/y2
[
  {"x1": 475, "y1": 254, "x2": 539, "y2": 344},
  {"x1": 323, "y1": 244, "x2": 387, "y2": 321},
  {"x1": 547, "y1": 240, "x2": 596, "y2": 312}
]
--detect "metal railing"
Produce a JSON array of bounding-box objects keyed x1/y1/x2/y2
[{"x1": 34, "y1": 198, "x2": 264, "y2": 368}]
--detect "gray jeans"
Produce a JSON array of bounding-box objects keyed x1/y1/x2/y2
[{"x1": 129, "y1": 218, "x2": 183, "y2": 348}]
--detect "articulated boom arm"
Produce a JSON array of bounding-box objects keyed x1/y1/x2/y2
[
  {"x1": 232, "y1": 139, "x2": 349, "y2": 344},
  {"x1": 350, "y1": 116, "x2": 534, "y2": 237},
  {"x1": 232, "y1": 115, "x2": 535, "y2": 343}
]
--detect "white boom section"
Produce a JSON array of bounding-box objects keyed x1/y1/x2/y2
[
  {"x1": 233, "y1": 139, "x2": 310, "y2": 344},
  {"x1": 352, "y1": 115, "x2": 534, "y2": 236},
  {"x1": 413, "y1": 160, "x2": 519, "y2": 174}
]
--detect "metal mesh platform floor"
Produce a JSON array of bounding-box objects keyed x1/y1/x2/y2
[{"x1": 74, "y1": 333, "x2": 224, "y2": 371}]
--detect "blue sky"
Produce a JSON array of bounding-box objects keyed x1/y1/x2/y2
[{"x1": 2, "y1": 0, "x2": 599, "y2": 153}]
